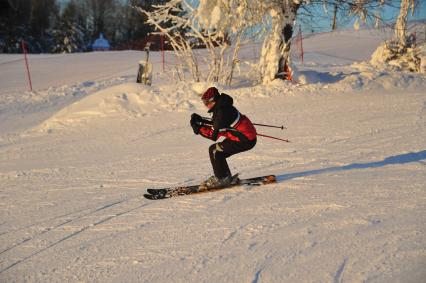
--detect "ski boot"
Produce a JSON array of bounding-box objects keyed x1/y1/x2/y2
[{"x1": 201, "y1": 174, "x2": 239, "y2": 189}]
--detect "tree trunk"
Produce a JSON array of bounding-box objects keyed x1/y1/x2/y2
[
  {"x1": 395, "y1": 0, "x2": 409, "y2": 46},
  {"x1": 332, "y1": 4, "x2": 338, "y2": 31},
  {"x1": 259, "y1": 2, "x2": 299, "y2": 84}
]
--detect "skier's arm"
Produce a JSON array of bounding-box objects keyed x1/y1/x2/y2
[
  {"x1": 199, "y1": 126, "x2": 214, "y2": 140},
  {"x1": 211, "y1": 110, "x2": 226, "y2": 141},
  {"x1": 199, "y1": 125, "x2": 228, "y2": 141},
  {"x1": 201, "y1": 120, "x2": 220, "y2": 141}
]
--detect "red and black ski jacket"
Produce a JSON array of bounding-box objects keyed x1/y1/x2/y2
[{"x1": 199, "y1": 93, "x2": 257, "y2": 142}]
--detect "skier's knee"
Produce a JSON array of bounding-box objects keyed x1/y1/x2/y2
[
  {"x1": 209, "y1": 144, "x2": 216, "y2": 156},
  {"x1": 209, "y1": 143, "x2": 224, "y2": 158}
]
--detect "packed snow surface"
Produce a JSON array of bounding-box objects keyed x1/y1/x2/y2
[{"x1": 1, "y1": 29, "x2": 425, "y2": 282}]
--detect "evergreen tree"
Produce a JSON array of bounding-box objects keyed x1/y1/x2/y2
[
  {"x1": 86, "y1": 0, "x2": 117, "y2": 40},
  {"x1": 0, "y1": 0, "x2": 32, "y2": 53},
  {"x1": 52, "y1": 0, "x2": 88, "y2": 53},
  {"x1": 29, "y1": 0, "x2": 59, "y2": 52},
  {"x1": 126, "y1": 0, "x2": 153, "y2": 40}
]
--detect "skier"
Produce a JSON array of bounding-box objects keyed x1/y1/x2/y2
[{"x1": 190, "y1": 87, "x2": 257, "y2": 188}]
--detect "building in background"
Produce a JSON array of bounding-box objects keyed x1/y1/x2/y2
[{"x1": 92, "y1": 33, "x2": 110, "y2": 51}]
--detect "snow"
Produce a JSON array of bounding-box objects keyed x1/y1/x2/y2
[
  {"x1": 421, "y1": 44, "x2": 426, "y2": 73},
  {"x1": 1, "y1": 28, "x2": 426, "y2": 282}
]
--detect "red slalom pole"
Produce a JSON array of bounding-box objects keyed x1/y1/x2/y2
[
  {"x1": 299, "y1": 26, "x2": 304, "y2": 63},
  {"x1": 21, "y1": 40, "x2": 33, "y2": 91},
  {"x1": 257, "y1": 133, "x2": 290, "y2": 142}
]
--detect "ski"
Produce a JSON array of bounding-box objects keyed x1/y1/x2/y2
[{"x1": 144, "y1": 175, "x2": 276, "y2": 200}]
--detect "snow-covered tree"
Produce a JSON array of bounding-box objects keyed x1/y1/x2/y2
[
  {"x1": 135, "y1": 0, "x2": 258, "y2": 83},
  {"x1": 136, "y1": 0, "x2": 299, "y2": 84},
  {"x1": 135, "y1": 1, "x2": 198, "y2": 81},
  {"x1": 137, "y1": 0, "x2": 421, "y2": 84},
  {"x1": 395, "y1": 0, "x2": 416, "y2": 47},
  {"x1": 195, "y1": 0, "x2": 265, "y2": 83},
  {"x1": 192, "y1": 0, "x2": 303, "y2": 83},
  {"x1": 258, "y1": 1, "x2": 302, "y2": 84},
  {"x1": 370, "y1": 0, "x2": 422, "y2": 73}
]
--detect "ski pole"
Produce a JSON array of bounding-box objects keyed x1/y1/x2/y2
[
  {"x1": 257, "y1": 133, "x2": 290, "y2": 142},
  {"x1": 201, "y1": 116, "x2": 286, "y2": 130},
  {"x1": 253, "y1": 123, "x2": 286, "y2": 130},
  {"x1": 196, "y1": 122, "x2": 290, "y2": 142}
]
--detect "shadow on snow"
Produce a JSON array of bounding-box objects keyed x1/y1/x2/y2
[{"x1": 277, "y1": 150, "x2": 426, "y2": 182}]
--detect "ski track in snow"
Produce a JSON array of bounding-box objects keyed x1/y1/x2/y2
[
  {"x1": 0, "y1": 195, "x2": 151, "y2": 273},
  {"x1": 334, "y1": 258, "x2": 348, "y2": 283}
]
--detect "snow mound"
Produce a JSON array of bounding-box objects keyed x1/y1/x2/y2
[
  {"x1": 346, "y1": 61, "x2": 426, "y2": 91},
  {"x1": 38, "y1": 83, "x2": 202, "y2": 131},
  {"x1": 297, "y1": 70, "x2": 345, "y2": 85},
  {"x1": 190, "y1": 81, "x2": 219, "y2": 95}
]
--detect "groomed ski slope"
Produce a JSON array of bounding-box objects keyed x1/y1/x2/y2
[{"x1": 1, "y1": 28, "x2": 425, "y2": 282}]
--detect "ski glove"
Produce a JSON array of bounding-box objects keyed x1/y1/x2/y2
[
  {"x1": 190, "y1": 113, "x2": 202, "y2": 135},
  {"x1": 191, "y1": 113, "x2": 203, "y2": 123},
  {"x1": 191, "y1": 123, "x2": 201, "y2": 135}
]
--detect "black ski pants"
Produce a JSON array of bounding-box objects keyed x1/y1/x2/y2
[{"x1": 209, "y1": 138, "x2": 256, "y2": 178}]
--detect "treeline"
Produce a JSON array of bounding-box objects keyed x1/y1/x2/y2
[{"x1": 0, "y1": 0, "x2": 165, "y2": 53}]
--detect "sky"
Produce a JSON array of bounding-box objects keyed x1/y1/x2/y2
[
  {"x1": 56, "y1": 0, "x2": 426, "y2": 34},
  {"x1": 297, "y1": 2, "x2": 426, "y2": 33}
]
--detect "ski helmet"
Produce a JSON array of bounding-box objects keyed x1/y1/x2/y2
[{"x1": 201, "y1": 87, "x2": 219, "y2": 105}]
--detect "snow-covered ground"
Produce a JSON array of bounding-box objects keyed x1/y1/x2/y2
[{"x1": 1, "y1": 29, "x2": 425, "y2": 282}]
